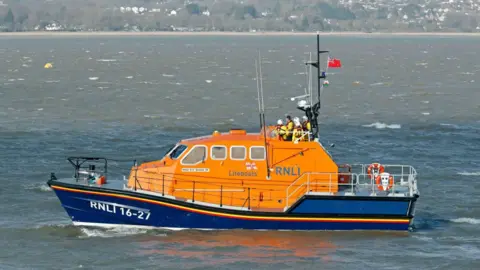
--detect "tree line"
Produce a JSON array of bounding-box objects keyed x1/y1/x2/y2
[{"x1": 1, "y1": 0, "x2": 479, "y2": 32}]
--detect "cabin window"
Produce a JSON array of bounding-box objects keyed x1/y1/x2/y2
[
  {"x1": 250, "y1": 146, "x2": 266, "y2": 160},
  {"x1": 230, "y1": 146, "x2": 246, "y2": 160},
  {"x1": 211, "y1": 145, "x2": 227, "y2": 160},
  {"x1": 169, "y1": 144, "x2": 187, "y2": 159},
  {"x1": 162, "y1": 144, "x2": 176, "y2": 157},
  {"x1": 181, "y1": 145, "x2": 207, "y2": 165}
]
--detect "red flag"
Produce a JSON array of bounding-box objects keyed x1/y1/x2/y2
[{"x1": 328, "y1": 57, "x2": 342, "y2": 68}]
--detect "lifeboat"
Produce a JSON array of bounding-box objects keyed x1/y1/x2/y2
[{"x1": 47, "y1": 34, "x2": 420, "y2": 231}]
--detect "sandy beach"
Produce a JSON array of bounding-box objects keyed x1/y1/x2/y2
[{"x1": 1, "y1": 31, "x2": 480, "y2": 38}]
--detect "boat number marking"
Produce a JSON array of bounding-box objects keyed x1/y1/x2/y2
[{"x1": 88, "y1": 200, "x2": 151, "y2": 220}]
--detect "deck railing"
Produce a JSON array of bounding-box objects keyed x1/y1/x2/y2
[
  {"x1": 285, "y1": 164, "x2": 418, "y2": 210},
  {"x1": 128, "y1": 172, "x2": 258, "y2": 211},
  {"x1": 126, "y1": 164, "x2": 418, "y2": 212}
]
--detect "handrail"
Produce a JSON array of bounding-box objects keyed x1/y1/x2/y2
[
  {"x1": 132, "y1": 173, "x2": 254, "y2": 211},
  {"x1": 129, "y1": 164, "x2": 417, "y2": 212},
  {"x1": 293, "y1": 131, "x2": 312, "y2": 143},
  {"x1": 285, "y1": 172, "x2": 347, "y2": 209},
  {"x1": 284, "y1": 165, "x2": 418, "y2": 210}
]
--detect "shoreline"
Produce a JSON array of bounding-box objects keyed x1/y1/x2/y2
[{"x1": 1, "y1": 31, "x2": 480, "y2": 37}]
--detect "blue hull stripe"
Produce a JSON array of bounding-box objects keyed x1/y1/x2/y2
[
  {"x1": 290, "y1": 199, "x2": 410, "y2": 215},
  {"x1": 50, "y1": 185, "x2": 413, "y2": 231}
]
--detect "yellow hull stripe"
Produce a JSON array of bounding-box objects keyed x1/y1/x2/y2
[{"x1": 51, "y1": 185, "x2": 410, "y2": 224}]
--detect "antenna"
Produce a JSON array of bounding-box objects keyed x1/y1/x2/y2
[
  {"x1": 255, "y1": 59, "x2": 262, "y2": 129},
  {"x1": 308, "y1": 52, "x2": 313, "y2": 108},
  {"x1": 256, "y1": 52, "x2": 271, "y2": 180},
  {"x1": 303, "y1": 32, "x2": 328, "y2": 140}
]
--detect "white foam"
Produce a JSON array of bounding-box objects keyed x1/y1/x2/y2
[
  {"x1": 162, "y1": 74, "x2": 174, "y2": 77},
  {"x1": 451, "y1": 218, "x2": 480, "y2": 225},
  {"x1": 457, "y1": 172, "x2": 480, "y2": 176},
  {"x1": 440, "y1": 123, "x2": 460, "y2": 129},
  {"x1": 78, "y1": 226, "x2": 152, "y2": 239},
  {"x1": 23, "y1": 183, "x2": 52, "y2": 192},
  {"x1": 73, "y1": 222, "x2": 222, "y2": 232},
  {"x1": 96, "y1": 59, "x2": 117, "y2": 62},
  {"x1": 362, "y1": 122, "x2": 401, "y2": 129},
  {"x1": 89, "y1": 77, "x2": 99, "y2": 81}
]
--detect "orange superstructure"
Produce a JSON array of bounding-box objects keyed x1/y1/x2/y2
[{"x1": 126, "y1": 127, "x2": 338, "y2": 212}]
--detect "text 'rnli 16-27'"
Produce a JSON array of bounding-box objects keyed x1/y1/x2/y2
[{"x1": 88, "y1": 199, "x2": 151, "y2": 220}]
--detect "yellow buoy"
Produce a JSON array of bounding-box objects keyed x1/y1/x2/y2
[{"x1": 44, "y1": 63, "x2": 53, "y2": 69}]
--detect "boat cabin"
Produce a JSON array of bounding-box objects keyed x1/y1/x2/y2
[{"x1": 126, "y1": 128, "x2": 339, "y2": 211}]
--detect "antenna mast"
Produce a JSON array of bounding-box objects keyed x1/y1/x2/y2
[
  {"x1": 255, "y1": 59, "x2": 262, "y2": 130},
  {"x1": 305, "y1": 32, "x2": 329, "y2": 140},
  {"x1": 255, "y1": 52, "x2": 271, "y2": 179}
]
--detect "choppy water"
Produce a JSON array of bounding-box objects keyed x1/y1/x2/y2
[{"x1": 0, "y1": 35, "x2": 479, "y2": 269}]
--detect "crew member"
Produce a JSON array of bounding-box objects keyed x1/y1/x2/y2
[
  {"x1": 292, "y1": 120, "x2": 304, "y2": 142},
  {"x1": 302, "y1": 116, "x2": 311, "y2": 141},
  {"x1": 275, "y1": 119, "x2": 287, "y2": 140},
  {"x1": 285, "y1": 115, "x2": 294, "y2": 141}
]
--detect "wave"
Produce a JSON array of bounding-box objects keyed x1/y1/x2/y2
[
  {"x1": 78, "y1": 226, "x2": 159, "y2": 239},
  {"x1": 96, "y1": 59, "x2": 117, "y2": 62},
  {"x1": 439, "y1": 123, "x2": 459, "y2": 128},
  {"x1": 4, "y1": 223, "x2": 164, "y2": 239},
  {"x1": 362, "y1": 122, "x2": 401, "y2": 129},
  {"x1": 22, "y1": 183, "x2": 52, "y2": 192},
  {"x1": 457, "y1": 172, "x2": 480, "y2": 176},
  {"x1": 450, "y1": 218, "x2": 480, "y2": 225}
]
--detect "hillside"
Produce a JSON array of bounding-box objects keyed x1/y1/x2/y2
[{"x1": 1, "y1": 0, "x2": 480, "y2": 32}]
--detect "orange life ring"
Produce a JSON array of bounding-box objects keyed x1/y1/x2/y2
[
  {"x1": 375, "y1": 173, "x2": 394, "y2": 191},
  {"x1": 367, "y1": 163, "x2": 385, "y2": 178}
]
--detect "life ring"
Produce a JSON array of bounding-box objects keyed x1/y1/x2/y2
[
  {"x1": 375, "y1": 172, "x2": 394, "y2": 191},
  {"x1": 367, "y1": 163, "x2": 385, "y2": 178}
]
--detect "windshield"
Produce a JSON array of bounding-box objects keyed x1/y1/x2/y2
[
  {"x1": 162, "y1": 144, "x2": 176, "y2": 157},
  {"x1": 168, "y1": 144, "x2": 187, "y2": 159}
]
